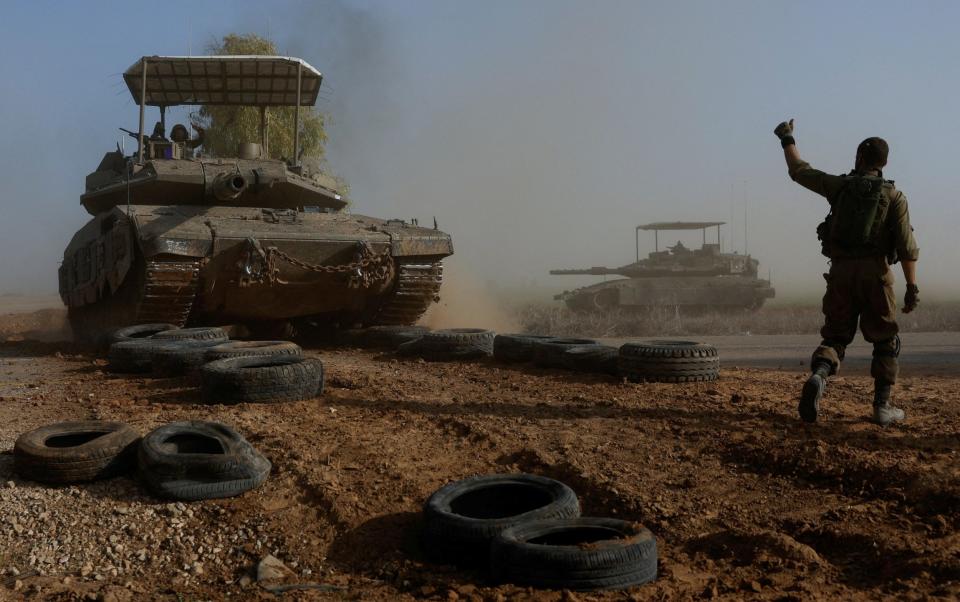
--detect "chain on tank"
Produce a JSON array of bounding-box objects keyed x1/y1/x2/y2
[{"x1": 240, "y1": 238, "x2": 393, "y2": 289}]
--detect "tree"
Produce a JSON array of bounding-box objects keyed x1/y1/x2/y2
[{"x1": 192, "y1": 34, "x2": 330, "y2": 167}]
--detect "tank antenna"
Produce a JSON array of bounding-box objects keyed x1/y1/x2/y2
[{"x1": 743, "y1": 179, "x2": 748, "y2": 256}]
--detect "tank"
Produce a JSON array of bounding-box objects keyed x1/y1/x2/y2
[
  {"x1": 550, "y1": 221, "x2": 774, "y2": 312},
  {"x1": 60, "y1": 55, "x2": 453, "y2": 342}
]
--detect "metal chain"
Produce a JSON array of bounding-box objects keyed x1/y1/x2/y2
[{"x1": 265, "y1": 242, "x2": 394, "y2": 288}]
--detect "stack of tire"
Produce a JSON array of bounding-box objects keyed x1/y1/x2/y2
[
  {"x1": 12, "y1": 420, "x2": 269, "y2": 501},
  {"x1": 106, "y1": 325, "x2": 323, "y2": 404},
  {"x1": 422, "y1": 474, "x2": 657, "y2": 591},
  {"x1": 493, "y1": 334, "x2": 719, "y2": 382}
]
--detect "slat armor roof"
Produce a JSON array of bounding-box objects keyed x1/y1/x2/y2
[
  {"x1": 637, "y1": 221, "x2": 726, "y2": 231},
  {"x1": 123, "y1": 56, "x2": 322, "y2": 107}
]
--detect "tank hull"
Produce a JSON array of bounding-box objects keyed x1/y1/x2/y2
[
  {"x1": 559, "y1": 276, "x2": 775, "y2": 313},
  {"x1": 60, "y1": 205, "x2": 452, "y2": 341}
]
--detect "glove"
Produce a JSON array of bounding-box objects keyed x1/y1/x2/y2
[
  {"x1": 774, "y1": 119, "x2": 795, "y2": 147},
  {"x1": 903, "y1": 283, "x2": 919, "y2": 313}
]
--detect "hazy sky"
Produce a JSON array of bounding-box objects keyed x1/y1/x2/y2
[{"x1": 1, "y1": 1, "x2": 957, "y2": 302}]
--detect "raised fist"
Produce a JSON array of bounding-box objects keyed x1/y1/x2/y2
[{"x1": 774, "y1": 119, "x2": 794, "y2": 140}]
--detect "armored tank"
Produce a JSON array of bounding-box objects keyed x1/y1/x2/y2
[
  {"x1": 550, "y1": 221, "x2": 774, "y2": 312},
  {"x1": 60, "y1": 56, "x2": 452, "y2": 342}
]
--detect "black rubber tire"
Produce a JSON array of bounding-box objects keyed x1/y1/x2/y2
[
  {"x1": 200, "y1": 356, "x2": 324, "y2": 404},
  {"x1": 204, "y1": 340, "x2": 303, "y2": 362},
  {"x1": 138, "y1": 421, "x2": 271, "y2": 501},
  {"x1": 108, "y1": 338, "x2": 184, "y2": 373},
  {"x1": 532, "y1": 338, "x2": 599, "y2": 369},
  {"x1": 153, "y1": 327, "x2": 229, "y2": 343},
  {"x1": 422, "y1": 473, "x2": 581, "y2": 567},
  {"x1": 107, "y1": 323, "x2": 179, "y2": 346},
  {"x1": 400, "y1": 328, "x2": 495, "y2": 360},
  {"x1": 14, "y1": 421, "x2": 140, "y2": 484},
  {"x1": 490, "y1": 517, "x2": 658, "y2": 591},
  {"x1": 364, "y1": 325, "x2": 430, "y2": 349},
  {"x1": 150, "y1": 340, "x2": 223, "y2": 377},
  {"x1": 562, "y1": 345, "x2": 620, "y2": 376},
  {"x1": 618, "y1": 340, "x2": 719, "y2": 383},
  {"x1": 493, "y1": 334, "x2": 558, "y2": 363}
]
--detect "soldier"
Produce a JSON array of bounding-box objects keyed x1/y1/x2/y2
[
  {"x1": 774, "y1": 119, "x2": 919, "y2": 426},
  {"x1": 170, "y1": 123, "x2": 205, "y2": 150}
]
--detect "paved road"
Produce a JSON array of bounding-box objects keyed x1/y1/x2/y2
[{"x1": 600, "y1": 332, "x2": 960, "y2": 376}]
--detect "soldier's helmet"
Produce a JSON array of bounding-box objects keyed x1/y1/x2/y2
[{"x1": 170, "y1": 124, "x2": 189, "y2": 143}]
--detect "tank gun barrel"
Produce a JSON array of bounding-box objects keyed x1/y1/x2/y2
[
  {"x1": 550, "y1": 267, "x2": 621, "y2": 276},
  {"x1": 211, "y1": 172, "x2": 247, "y2": 202}
]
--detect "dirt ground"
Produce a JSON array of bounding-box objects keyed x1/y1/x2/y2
[{"x1": 0, "y1": 310, "x2": 958, "y2": 601}]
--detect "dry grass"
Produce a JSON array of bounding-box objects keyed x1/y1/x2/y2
[{"x1": 518, "y1": 303, "x2": 960, "y2": 338}]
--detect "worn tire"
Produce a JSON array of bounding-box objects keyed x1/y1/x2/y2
[
  {"x1": 150, "y1": 340, "x2": 222, "y2": 377},
  {"x1": 204, "y1": 340, "x2": 302, "y2": 362},
  {"x1": 493, "y1": 334, "x2": 558, "y2": 363},
  {"x1": 108, "y1": 338, "x2": 183, "y2": 373},
  {"x1": 364, "y1": 325, "x2": 430, "y2": 349},
  {"x1": 400, "y1": 328, "x2": 495, "y2": 360},
  {"x1": 153, "y1": 327, "x2": 229, "y2": 343},
  {"x1": 532, "y1": 338, "x2": 599, "y2": 369},
  {"x1": 491, "y1": 517, "x2": 658, "y2": 591},
  {"x1": 200, "y1": 356, "x2": 324, "y2": 404},
  {"x1": 14, "y1": 421, "x2": 140, "y2": 484},
  {"x1": 423, "y1": 474, "x2": 580, "y2": 567},
  {"x1": 138, "y1": 421, "x2": 271, "y2": 501},
  {"x1": 563, "y1": 345, "x2": 620, "y2": 376},
  {"x1": 107, "y1": 323, "x2": 179, "y2": 346},
  {"x1": 618, "y1": 340, "x2": 719, "y2": 383}
]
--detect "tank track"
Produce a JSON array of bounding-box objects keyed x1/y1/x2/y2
[
  {"x1": 370, "y1": 260, "x2": 444, "y2": 325},
  {"x1": 134, "y1": 260, "x2": 201, "y2": 326}
]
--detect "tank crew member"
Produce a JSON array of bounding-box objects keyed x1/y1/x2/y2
[
  {"x1": 149, "y1": 121, "x2": 166, "y2": 140},
  {"x1": 773, "y1": 119, "x2": 919, "y2": 427},
  {"x1": 170, "y1": 123, "x2": 205, "y2": 150}
]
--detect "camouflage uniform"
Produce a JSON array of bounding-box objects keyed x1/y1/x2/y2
[{"x1": 788, "y1": 161, "x2": 919, "y2": 383}]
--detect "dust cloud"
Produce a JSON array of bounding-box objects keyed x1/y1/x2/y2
[{"x1": 419, "y1": 258, "x2": 520, "y2": 333}]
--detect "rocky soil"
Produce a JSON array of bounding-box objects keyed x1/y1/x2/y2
[{"x1": 0, "y1": 317, "x2": 957, "y2": 600}]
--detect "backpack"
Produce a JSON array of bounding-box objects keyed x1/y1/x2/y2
[{"x1": 817, "y1": 174, "x2": 892, "y2": 258}]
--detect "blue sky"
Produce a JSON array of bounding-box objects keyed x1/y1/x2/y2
[{"x1": 0, "y1": 0, "x2": 956, "y2": 300}]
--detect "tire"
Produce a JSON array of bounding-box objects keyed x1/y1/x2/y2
[
  {"x1": 422, "y1": 474, "x2": 580, "y2": 567},
  {"x1": 150, "y1": 340, "x2": 222, "y2": 377},
  {"x1": 490, "y1": 517, "x2": 658, "y2": 591},
  {"x1": 138, "y1": 421, "x2": 271, "y2": 501},
  {"x1": 204, "y1": 341, "x2": 303, "y2": 363},
  {"x1": 107, "y1": 323, "x2": 179, "y2": 346},
  {"x1": 14, "y1": 421, "x2": 140, "y2": 484},
  {"x1": 153, "y1": 327, "x2": 229, "y2": 343},
  {"x1": 364, "y1": 325, "x2": 430, "y2": 349},
  {"x1": 532, "y1": 338, "x2": 599, "y2": 369},
  {"x1": 200, "y1": 356, "x2": 324, "y2": 404},
  {"x1": 400, "y1": 328, "x2": 495, "y2": 360},
  {"x1": 108, "y1": 338, "x2": 184, "y2": 373},
  {"x1": 618, "y1": 340, "x2": 719, "y2": 383},
  {"x1": 493, "y1": 334, "x2": 557, "y2": 363},
  {"x1": 562, "y1": 345, "x2": 620, "y2": 376}
]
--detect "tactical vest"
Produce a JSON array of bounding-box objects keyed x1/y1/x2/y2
[{"x1": 817, "y1": 174, "x2": 893, "y2": 259}]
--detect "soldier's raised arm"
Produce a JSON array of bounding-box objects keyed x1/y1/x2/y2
[{"x1": 774, "y1": 119, "x2": 845, "y2": 201}]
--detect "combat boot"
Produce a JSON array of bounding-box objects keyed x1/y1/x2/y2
[
  {"x1": 799, "y1": 361, "x2": 831, "y2": 423},
  {"x1": 872, "y1": 382, "x2": 905, "y2": 427}
]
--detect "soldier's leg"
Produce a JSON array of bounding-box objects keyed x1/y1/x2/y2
[
  {"x1": 800, "y1": 268, "x2": 858, "y2": 423},
  {"x1": 861, "y1": 265, "x2": 904, "y2": 426}
]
